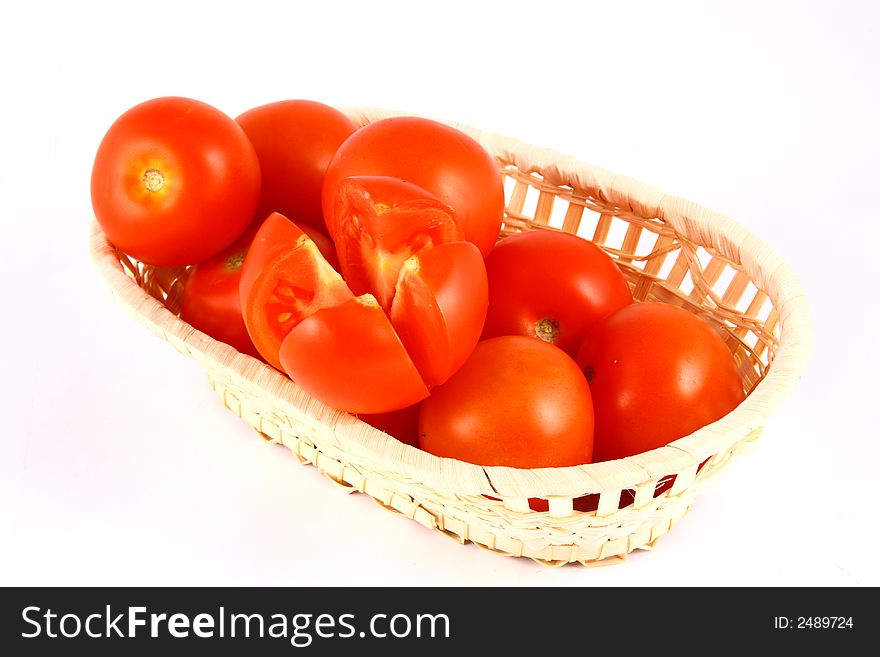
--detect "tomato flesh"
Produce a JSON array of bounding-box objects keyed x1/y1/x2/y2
[{"x1": 328, "y1": 176, "x2": 463, "y2": 312}]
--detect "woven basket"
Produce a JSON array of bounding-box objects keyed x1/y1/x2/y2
[{"x1": 88, "y1": 107, "x2": 811, "y2": 566}]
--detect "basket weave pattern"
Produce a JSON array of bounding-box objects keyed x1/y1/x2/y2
[{"x1": 89, "y1": 108, "x2": 811, "y2": 566}]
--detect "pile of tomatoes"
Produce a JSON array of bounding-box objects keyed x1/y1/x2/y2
[{"x1": 91, "y1": 96, "x2": 745, "y2": 471}]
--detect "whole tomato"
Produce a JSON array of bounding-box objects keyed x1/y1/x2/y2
[
  {"x1": 482, "y1": 230, "x2": 633, "y2": 356},
  {"x1": 356, "y1": 403, "x2": 422, "y2": 447},
  {"x1": 91, "y1": 96, "x2": 260, "y2": 266},
  {"x1": 322, "y1": 116, "x2": 505, "y2": 258},
  {"x1": 180, "y1": 225, "x2": 261, "y2": 359},
  {"x1": 575, "y1": 302, "x2": 745, "y2": 462},
  {"x1": 419, "y1": 336, "x2": 594, "y2": 468},
  {"x1": 236, "y1": 100, "x2": 358, "y2": 230}
]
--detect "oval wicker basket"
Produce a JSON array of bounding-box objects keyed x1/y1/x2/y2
[{"x1": 89, "y1": 107, "x2": 811, "y2": 567}]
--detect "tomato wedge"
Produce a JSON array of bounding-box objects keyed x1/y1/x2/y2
[
  {"x1": 389, "y1": 241, "x2": 488, "y2": 388},
  {"x1": 239, "y1": 213, "x2": 352, "y2": 371},
  {"x1": 326, "y1": 176, "x2": 463, "y2": 312},
  {"x1": 279, "y1": 296, "x2": 429, "y2": 414}
]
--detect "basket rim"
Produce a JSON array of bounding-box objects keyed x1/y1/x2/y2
[{"x1": 88, "y1": 106, "x2": 812, "y2": 500}]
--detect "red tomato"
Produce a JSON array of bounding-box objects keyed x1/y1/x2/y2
[
  {"x1": 239, "y1": 213, "x2": 353, "y2": 371},
  {"x1": 356, "y1": 403, "x2": 422, "y2": 447},
  {"x1": 575, "y1": 302, "x2": 745, "y2": 462},
  {"x1": 322, "y1": 116, "x2": 505, "y2": 258},
  {"x1": 91, "y1": 96, "x2": 260, "y2": 266},
  {"x1": 180, "y1": 225, "x2": 261, "y2": 359},
  {"x1": 482, "y1": 230, "x2": 633, "y2": 356},
  {"x1": 236, "y1": 100, "x2": 358, "y2": 230},
  {"x1": 390, "y1": 241, "x2": 488, "y2": 388},
  {"x1": 326, "y1": 175, "x2": 463, "y2": 311},
  {"x1": 419, "y1": 336, "x2": 594, "y2": 468},
  {"x1": 279, "y1": 296, "x2": 429, "y2": 414}
]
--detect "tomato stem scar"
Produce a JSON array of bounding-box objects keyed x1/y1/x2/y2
[
  {"x1": 142, "y1": 168, "x2": 165, "y2": 192},
  {"x1": 535, "y1": 317, "x2": 560, "y2": 344},
  {"x1": 226, "y1": 251, "x2": 246, "y2": 271}
]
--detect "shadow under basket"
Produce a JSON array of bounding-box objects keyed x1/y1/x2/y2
[{"x1": 89, "y1": 107, "x2": 811, "y2": 567}]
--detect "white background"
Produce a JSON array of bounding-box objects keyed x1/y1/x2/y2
[{"x1": 1, "y1": 0, "x2": 877, "y2": 587}]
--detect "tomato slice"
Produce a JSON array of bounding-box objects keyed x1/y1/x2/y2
[
  {"x1": 279, "y1": 295, "x2": 430, "y2": 414},
  {"x1": 326, "y1": 176, "x2": 463, "y2": 312},
  {"x1": 389, "y1": 241, "x2": 488, "y2": 388},
  {"x1": 240, "y1": 212, "x2": 352, "y2": 370}
]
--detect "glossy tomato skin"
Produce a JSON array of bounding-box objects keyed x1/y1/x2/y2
[
  {"x1": 180, "y1": 225, "x2": 261, "y2": 359},
  {"x1": 279, "y1": 296, "x2": 429, "y2": 414},
  {"x1": 482, "y1": 230, "x2": 633, "y2": 356},
  {"x1": 419, "y1": 336, "x2": 594, "y2": 468},
  {"x1": 91, "y1": 97, "x2": 261, "y2": 266},
  {"x1": 575, "y1": 302, "x2": 745, "y2": 462},
  {"x1": 236, "y1": 100, "x2": 358, "y2": 230},
  {"x1": 322, "y1": 116, "x2": 504, "y2": 258}
]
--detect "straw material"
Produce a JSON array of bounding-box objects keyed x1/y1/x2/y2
[{"x1": 88, "y1": 107, "x2": 811, "y2": 566}]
